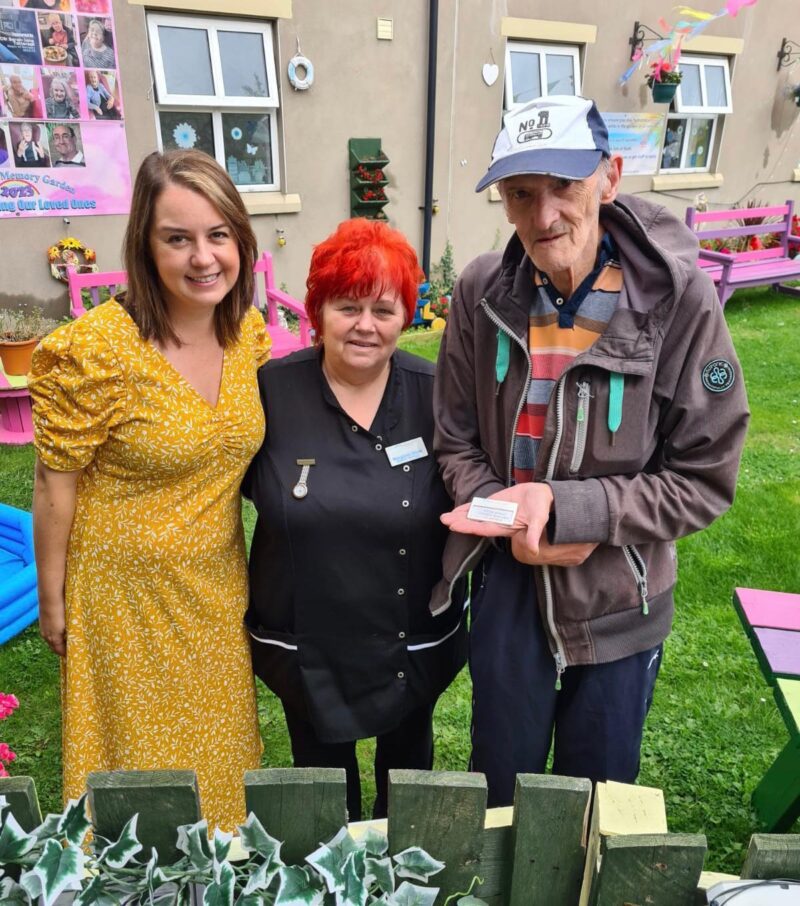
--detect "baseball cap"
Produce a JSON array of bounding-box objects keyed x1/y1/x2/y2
[{"x1": 475, "y1": 95, "x2": 610, "y2": 192}]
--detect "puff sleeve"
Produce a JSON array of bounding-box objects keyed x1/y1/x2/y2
[
  {"x1": 248, "y1": 306, "x2": 272, "y2": 368},
  {"x1": 28, "y1": 319, "x2": 126, "y2": 472}
]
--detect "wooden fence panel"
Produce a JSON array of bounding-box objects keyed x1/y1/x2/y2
[
  {"x1": 244, "y1": 767, "x2": 347, "y2": 865},
  {"x1": 0, "y1": 775, "x2": 41, "y2": 832},
  {"x1": 86, "y1": 770, "x2": 200, "y2": 863},
  {"x1": 741, "y1": 833, "x2": 800, "y2": 879},
  {"x1": 388, "y1": 769, "x2": 487, "y2": 903}
]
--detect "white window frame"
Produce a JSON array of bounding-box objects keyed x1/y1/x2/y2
[
  {"x1": 659, "y1": 114, "x2": 718, "y2": 174},
  {"x1": 504, "y1": 41, "x2": 581, "y2": 111},
  {"x1": 675, "y1": 54, "x2": 732, "y2": 115},
  {"x1": 147, "y1": 12, "x2": 280, "y2": 192}
]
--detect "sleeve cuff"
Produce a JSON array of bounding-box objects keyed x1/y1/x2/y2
[{"x1": 546, "y1": 478, "x2": 610, "y2": 544}]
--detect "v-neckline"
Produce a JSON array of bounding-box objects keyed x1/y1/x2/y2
[{"x1": 114, "y1": 301, "x2": 227, "y2": 411}]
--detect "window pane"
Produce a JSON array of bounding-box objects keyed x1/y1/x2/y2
[
  {"x1": 218, "y1": 30, "x2": 269, "y2": 98},
  {"x1": 509, "y1": 51, "x2": 541, "y2": 104},
  {"x1": 661, "y1": 118, "x2": 686, "y2": 170},
  {"x1": 222, "y1": 112, "x2": 273, "y2": 185},
  {"x1": 679, "y1": 62, "x2": 702, "y2": 106},
  {"x1": 705, "y1": 65, "x2": 727, "y2": 107},
  {"x1": 158, "y1": 26, "x2": 214, "y2": 95},
  {"x1": 159, "y1": 111, "x2": 215, "y2": 156},
  {"x1": 545, "y1": 54, "x2": 575, "y2": 95},
  {"x1": 686, "y1": 118, "x2": 713, "y2": 169}
]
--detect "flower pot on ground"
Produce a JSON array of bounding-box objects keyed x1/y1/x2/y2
[{"x1": 0, "y1": 309, "x2": 60, "y2": 376}]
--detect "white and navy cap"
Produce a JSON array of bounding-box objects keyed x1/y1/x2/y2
[{"x1": 475, "y1": 95, "x2": 610, "y2": 192}]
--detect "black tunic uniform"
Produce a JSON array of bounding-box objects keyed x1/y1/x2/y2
[{"x1": 243, "y1": 346, "x2": 467, "y2": 744}]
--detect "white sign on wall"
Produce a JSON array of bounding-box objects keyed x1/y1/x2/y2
[{"x1": 603, "y1": 112, "x2": 665, "y2": 176}]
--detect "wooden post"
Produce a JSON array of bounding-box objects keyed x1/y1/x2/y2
[
  {"x1": 87, "y1": 770, "x2": 200, "y2": 863},
  {"x1": 476, "y1": 807, "x2": 513, "y2": 905},
  {"x1": 741, "y1": 833, "x2": 800, "y2": 879},
  {"x1": 751, "y1": 736, "x2": 800, "y2": 832},
  {"x1": 593, "y1": 833, "x2": 706, "y2": 906},
  {"x1": 388, "y1": 770, "x2": 487, "y2": 903},
  {"x1": 0, "y1": 776, "x2": 41, "y2": 832},
  {"x1": 509, "y1": 774, "x2": 591, "y2": 906},
  {"x1": 244, "y1": 768, "x2": 347, "y2": 865}
]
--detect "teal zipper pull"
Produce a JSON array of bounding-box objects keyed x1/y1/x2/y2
[
  {"x1": 495, "y1": 330, "x2": 510, "y2": 384},
  {"x1": 608, "y1": 373, "x2": 624, "y2": 444}
]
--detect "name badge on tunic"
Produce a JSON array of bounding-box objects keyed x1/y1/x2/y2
[{"x1": 385, "y1": 437, "x2": 428, "y2": 467}]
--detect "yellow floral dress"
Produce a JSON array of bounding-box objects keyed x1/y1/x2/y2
[{"x1": 29, "y1": 300, "x2": 271, "y2": 831}]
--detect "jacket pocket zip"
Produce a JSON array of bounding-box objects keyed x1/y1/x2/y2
[
  {"x1": 623, "y1": 544, "x2": 649, "y2": 615},
  {"x1": 569, "y1": 380, "x2": 592, "y2": 474}
]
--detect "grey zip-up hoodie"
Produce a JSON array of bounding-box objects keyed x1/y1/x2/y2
[{"x1": 432, "y1": 194, "x2": 749, "y2": 670}]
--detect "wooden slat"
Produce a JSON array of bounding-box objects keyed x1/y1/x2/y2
[
  {"x1": 0, "y1": 776, "x2": 41, "y2": 832},
  {"x1": 593, "y1": 833, "x2": 706, "y2": 906},
  {"x1": 388, "y1": 770, "x2": 487, "y2": 904},
  {"x1": 752, "y1": 627, "x2": 800, "y2": 681},
  {"x1": 509, "y1": 774, "x2": 590, "y2": 906},
  {"x1": 87, "y1": 770, "x2": 200, "y2": 863},
  {"x1": 751, "y1": 737, "x2": 800, "y2": 832},
  {"x1": 478, "y1": 822, "x2": 512, "y2": 901},
  {"x1": 691, "y1": 204, "x2": 790, "y2": 223},
  {"x1": 775, "y1": 678, "x2": 800, "y2": 737},
  {"x1": 736, "y1": 588, "x2": 800, "y2": 631},
  {"x1": 244, "y1": 768, "x2": 347, "y2": 865},
  {"x1": 741, "y1": 833, "x2": 800, "y2": 879}
]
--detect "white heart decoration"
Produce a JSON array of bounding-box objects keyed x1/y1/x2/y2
[{"x1": 482, "y1": 63, "x2": 499, "y2": 86}]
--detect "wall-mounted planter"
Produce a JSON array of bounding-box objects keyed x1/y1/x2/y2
[
  {"x1": 650, "y1": 82, "x2": 679, "y2": 104},
  {"x1": 349, "y1": 138, "x2": 390, "y2": 220}
]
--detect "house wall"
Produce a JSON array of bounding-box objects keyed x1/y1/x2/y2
[{"x1": 1, "y1": 0, "x2": 798, "y2": 315}]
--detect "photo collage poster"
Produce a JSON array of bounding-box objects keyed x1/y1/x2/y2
[{"x1": 0, "y1": 0, "x2": 132, "y2": 217}]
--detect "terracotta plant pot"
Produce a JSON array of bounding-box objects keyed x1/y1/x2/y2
[
  {"x1": 651, "y1": 82, "x2": 679, "y2": 104},
  {"x1": 0, "y1": 338, "x2": 39, "y2": 376}
]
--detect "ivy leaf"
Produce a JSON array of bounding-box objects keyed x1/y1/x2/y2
[
  {"x1": 95, "y1": 814, "x2": 143, "y2": 869},
  {"x1": 203, "y1": 858, "x2": 236, "y2": 906},
  {"x1": 31, "y1": 814, "x2": 61, "y2": 842},
  {"x1": 305, "y1": 826, "x2": 357, "y2": 893},
  {"x1": 56, "y1": 796, "x2": 92, "y2": 846},
  {"x1": 274, "y1": 865, "x2": 325, "y2": 906},
  {"x1": 386, "y1": 881, "x2": 439, "y2": 906},
  {"x1": 392, "y1": 848, "x2": 444, "y2": 883},
  {"x1": 338, "y1": 850, "x2": 368, "y2": 906},
  {"x1": 0, "y1": 811, "x2": 36, "y2": 862},
  {"x1": 365, "y1": 857, "x2": 394, "y2": 895},
  {"x1": 456, "y1": 897, "x2": 489, "y2": 905},
  {"x1": 144, "y1": 846, "x2": 168, "y2": 896},
  {"x1": 361, "y1": 828, "x2": 389, "y2": 858},
  {"x1": 176, "y1": 820, "x2": 213, "y2": 871},
  {"x1": 235, "y1": 895, "x2": 266, "y2": 906},
  {"x1": 212, "y1": 828, "x2": 233, "y2": 864},
  {"x1": 20, "y1": 838, "x2": 85, "y2": 906},
  {"x1": 243, "y1": 855, "x2": 282, "y2": 895},
  {"x1": 74, "y1": 874, "x2": 119, "y2": 906},
  {"x1": 0, "y1": 877, "x2": 30, "y2": 905},
  {"x1": 238, "y1": 813, "x2": 283, "y2": 864}
]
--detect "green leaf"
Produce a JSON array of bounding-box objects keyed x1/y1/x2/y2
[
  {"x1": 242, "y1": 856, "x2": 282, "y2": 895},
  {"x1": 275, "y1": 865, "x2": 325, "y2": 906},
  {"x1": 0, "y1": 877, "x2": 31, "y2": 905},
  {"x1": 456, "y1": 898, "x2": 488, "y2": 905},
  {"x1": 338, "y1": 850, "x2": 368, "y2": 906},
  {"x1": 56, "y1": 795, "x2": 92, "y2": 846},
  {"x1": 238, "y1": 813, "x2": 284, "y2": 864},
  {"x1": 392, "y1": 848, "x2": 444, "y2": 883},
  {"x1": 361, "y1": 828, "x2": 389, "y2": 858},
  {"x1": 96, "y1": 813, "x2": 143, "y2": 869},
  {"x1": 212, "y1": 828, "x2": 233, "y2": 864},
  {"x1": 74, "y1": 874, "x2": 120, "y2": 906},
  {"x1": 144, "y1": 846, "x2": 168, "y2": 896},
  {"x1": 0, "y1": 811, "x2": 36, "y2": 862},
  {"x1": 203, "y1": 858, "x2": 236, "y2": 906},
  {"x1": 31, "y1": 814, "x2": 61, "y2": 843},
  {"x1": 235, "y1": 895, "x2": 266, "y2": 906},
  {"x1": 20, "y1": 838, "x2": 85, "y2": 906},
  {"x1": 386, "y1": 882, "x2": 439, "y2": 906},
  {"x1": 306, "y1": 827, "x2": 357, "y2": 893},
  {"x1": 365, "y1": 857, "x2": 394, "y2": 895},
  {"x1": 176, "y1": 820, "x2": 213, "y2": 871}
]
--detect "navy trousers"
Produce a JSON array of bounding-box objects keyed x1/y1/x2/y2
[{"x1": 470, "y1": 547, "x2": 662, "y2": 808}]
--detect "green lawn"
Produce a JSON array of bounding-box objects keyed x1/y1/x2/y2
[{"x1": 1, "y1": 293, "x2": 798, "y2": 872}]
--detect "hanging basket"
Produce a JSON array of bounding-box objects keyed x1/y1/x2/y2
[{"x1": 651, "y1": 82, "x2": 679, "y2": 104}]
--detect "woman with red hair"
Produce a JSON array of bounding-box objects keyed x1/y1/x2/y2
[{"x1": 244, "y1": 219, "x2": 466, "y2": 819}]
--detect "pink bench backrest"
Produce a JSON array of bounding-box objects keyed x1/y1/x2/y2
[
  {"x1": 685, "y1": 201, "x2": 795, "y2": 260},
  {"x1": 67, "y1": 268, "x2": 128, "y2": 319}
]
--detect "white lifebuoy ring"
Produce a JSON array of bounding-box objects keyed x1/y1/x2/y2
[{"x1": 288, "y1": 54, "x2": 314, "y2": 90}]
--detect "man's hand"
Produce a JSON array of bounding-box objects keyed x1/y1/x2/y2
[
  {"x1": 441, "y1": 483, "x2": 554, "y2": 556},
  {"x1": 511, "y1": 529, "x2": 598, "y2": 566}
]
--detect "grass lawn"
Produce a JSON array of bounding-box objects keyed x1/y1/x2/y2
[{"x1": 0, "y1": 293, "x2": 798, "y2": 872}]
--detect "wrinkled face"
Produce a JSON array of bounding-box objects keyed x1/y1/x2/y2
[
  {"x1": 88, "y1": 23, "x2": 104, "y2": 47},
  {"x1": 88, "y1": 71, "x2": 100, "y2": 87},
  {"x1": 149, "y1": 183, "x2": 241, "y2": 319},
  {"x1": 52, "y1": 126, "x2": 76, "y2": 157},
  {"x1": 10, "y1": 75, "x2": 23, "y2": 93},
  {"x1": 21, "y1": 123, "x2": 33, "y2": 141},
  {"x1": 52, "y1": 81, "x2": 66, "y2": 101},
  {"x1": 319, "y1": 291, "x2": 405, "y2": 377},
  {"x1": 499, "y1": 157, "x2": 622, "y2": 292},
  {"x1": 49, "y1": 15, "x2": 63, "y2": 31}
]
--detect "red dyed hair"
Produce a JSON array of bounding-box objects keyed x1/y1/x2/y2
[{"x1": 305, "y1": 218, "x2": 423, "y2": 334}]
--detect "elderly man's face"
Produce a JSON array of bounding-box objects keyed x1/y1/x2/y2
[
  {"x1": 10, "y1": 75, "x2": 23, "y2": 92},
  {"x1": 53, "y1": 127, "x2": 77, "y2": 158},
  {"x1": 499, "y1": 156, "x2": 622, "y2": 296}
]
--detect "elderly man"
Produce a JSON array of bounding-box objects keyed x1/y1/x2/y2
[
  {"x1": 51, "y1": 124, "x2": 84, "y2": 166},
  {"x1": 432, "y1": 95, "x2": 749, "y2": 806}
]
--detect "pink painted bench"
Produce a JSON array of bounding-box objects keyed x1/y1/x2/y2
[
  {"x1": 0, "y1": 361, "x2": 33, "y2": 446},
  {"x1": 733, "y1": 587, "x2": 800, "y2": 831},
  {"x1": 685, "y1": 202, "x2": 800, "y2": 307}
]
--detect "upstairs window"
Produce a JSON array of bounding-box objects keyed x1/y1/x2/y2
[
  {"x1": 504, "y1": 41, "x2": 580, "y2": 111},
  {"x1": 147, "y1": 13, "x2": 280, "y2": 191}
]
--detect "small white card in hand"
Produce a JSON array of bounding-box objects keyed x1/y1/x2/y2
[{"x1": 467, "y1": 497, "x2": 518, "y2": 526}]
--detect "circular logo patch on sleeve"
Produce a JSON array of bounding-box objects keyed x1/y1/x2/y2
[{"x1": 701, "y1": 359, "x2": 735, "y2": 393}]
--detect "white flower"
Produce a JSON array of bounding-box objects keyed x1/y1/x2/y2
[{"x1": 172, "y1": 122, "x2": 197, "y2": 150}]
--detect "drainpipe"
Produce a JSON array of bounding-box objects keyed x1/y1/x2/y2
[{"x1": 421, "y1": 0, "x2": 438, "y2": 278}]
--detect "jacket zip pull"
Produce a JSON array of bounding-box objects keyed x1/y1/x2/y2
[
  {"x1": 608, "y1": 373, "x2": 624, "y2": 446},
  {"x1": 554, "y1": 651, "x2": 566, "y2": 691},
  {"x1": 577, "y1": 382, "x2": 591, "y2": 422},
  {"x1": 639, "y1": 577, "x2": 649, "y2": 615}
]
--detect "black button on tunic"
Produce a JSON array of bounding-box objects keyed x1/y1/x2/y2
[{"x1": 244, "y1": 347, "x2": 467, "y2": 743}]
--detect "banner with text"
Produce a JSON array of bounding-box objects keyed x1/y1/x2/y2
[{"x1": 604, "y1": 112, "x2": 665, "y2": 177}]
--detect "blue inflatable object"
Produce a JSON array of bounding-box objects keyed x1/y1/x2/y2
[{"x1": 0, "y1": 503, "x2": 38, "y2": 645}]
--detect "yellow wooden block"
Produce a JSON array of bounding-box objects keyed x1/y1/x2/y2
[{"x1": 776, "y1": 678, "x2": 800, "y2": 736}]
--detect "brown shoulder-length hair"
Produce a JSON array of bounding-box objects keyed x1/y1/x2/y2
[{"x1": 119, "y1": 149, "x2": 257, "y2": 347}]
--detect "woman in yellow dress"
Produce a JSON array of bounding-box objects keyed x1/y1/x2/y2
[{"x1": 29, "y1": 149, "x2": 270, "y2": 830}]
